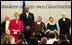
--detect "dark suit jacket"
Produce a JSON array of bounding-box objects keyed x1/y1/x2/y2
[
  {"x1": 20, "y1": 12, "x2": 34, "y2": 38},
  {"x1": 58, "y1": 18, "x2": 71, "y2": 34},
  {"x1": 20, "y1": 12, "x2": 34, "y2": 28},
  {"x1": 1, "y1": 21, "x2": 6, "y2": 35}
]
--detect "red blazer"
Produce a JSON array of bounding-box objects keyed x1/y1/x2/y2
[
  {"x1": 8, "y1": 19, "x2": 24, "y2": 36},
  {"x1": 32, "y1": 21, "x2": 46, "y2": 33}
]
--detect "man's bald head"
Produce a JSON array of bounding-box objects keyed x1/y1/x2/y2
[
  {"x1": 24, "y1": 5, "x2": 29, "y2": 12},
  {"x1": 5, "y1": 15, "x2": 10, "y2": 21},
  {"x1": 61, "y1": 12, "x2": 66, "y2": 18}
]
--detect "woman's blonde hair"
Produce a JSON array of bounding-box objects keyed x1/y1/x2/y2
[{"x1": 14, "y1": 12, "x2": 19, "y2": 16}]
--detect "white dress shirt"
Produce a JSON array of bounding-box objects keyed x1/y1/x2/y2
[
  {"x1": 5, "y1": 20, "x2": 10, "y2": 34},
  {"x1": 63, "y1": 18, "x2": 65, "y2": 21},
  {"x1": 26, "y1": 12, "x2": 29, "y2": 18},
  {"x1": 37, "y1": 22, "x2": 41, "y2": 25}
]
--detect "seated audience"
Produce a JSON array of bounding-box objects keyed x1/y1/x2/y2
[
  {"x1": 16, "y1": 33, "x2": 28, "y2": 44},
  {"x1": 53, "y1": 41, "x2": 59, "y2": 44},
  {"x1": 1, "y1": 34, "x2": 15, "y2": 44},
  {"x1": 46, "y1": 33, "x2": 57, "y2": 44},
  {"x1": 27, "y1": 36, "x2": 38, "y2": 44},
  {"x1": 60, "y1": 40, "x2": 69, "y2": 44},
  {"x1": 58, "y1": 34, "x2": 66, "y2": 43},
  {"x1": 38, "y1": 37, "x2": 47, "y2": 44}
]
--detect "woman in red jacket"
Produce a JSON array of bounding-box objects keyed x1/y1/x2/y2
[{"x1": 8, "y1": 12, "x2": 24, "y2": 43}]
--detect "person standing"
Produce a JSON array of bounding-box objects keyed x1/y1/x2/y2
[
  {"x1": 20, "y1": 5, "x2": 34, "y2": 42},
  {"x1": 58, "y1": 12, "x2": 71, "y2": 35}
]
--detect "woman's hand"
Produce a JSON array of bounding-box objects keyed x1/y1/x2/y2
[
  {"x1": 12, "y1": 30, "x2": 17, "y2": 32},
  {"x1": 17, "y1": 30, "x2": 20, "y2": 32},
  {"x1": 54, "y1": 30, "x2": 57, "y2": 32},
  {"x1": 13, "y1": 30, "x2": 20, "y2": 32},
  {"x1": 13, "y1": 30, "x2": 17, "y2": 34},
  {"x1": 50, "y1": 31, "x2": 54, "y2": 33},
  {"x1": 48, "y1": 30, "x2": 51, "y2": 32}
]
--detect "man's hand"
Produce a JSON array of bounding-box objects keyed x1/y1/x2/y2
[
  {"x1": 25, "y1": 26, "x2": 30, "y2": 31},
  {"x1": 42, "y1": 29, "x2": 44, "y2": 32}
]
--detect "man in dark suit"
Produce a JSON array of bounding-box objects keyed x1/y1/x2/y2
[
  {"x1": 20, "y1": 5, "x2": 34, "y2": 43},
  {"x1": 58, "y1": 12, "x2": 71, "y2": 35}
]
